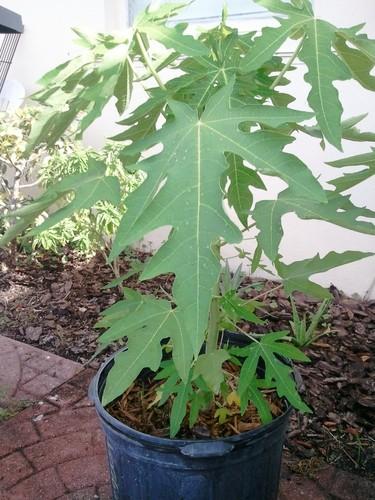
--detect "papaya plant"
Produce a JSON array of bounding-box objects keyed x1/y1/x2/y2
[{"x1": 1, "y1": 1, "x2": 375, "y2": 437}]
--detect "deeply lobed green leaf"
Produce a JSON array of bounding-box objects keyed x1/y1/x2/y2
[
  {"x1": 231, "y1": 331, "x2": 310, "y2": 414},
  {"x1": 109, "y1": 80, "x2": 315, "y2": 357},
  {"x1": 276, "y1": 251, "x2": 374, "y2": 298},
  {"x1": 242, "y1": 0, "x2": 375, "y2": 149},
  {"x1": 100, "y1": 293, "x2": 192, "y2": 406},
  {"x1": 254, "y1": 189, "x2": 375, "y2": 262}
]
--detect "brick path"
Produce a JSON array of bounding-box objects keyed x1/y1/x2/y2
[
  {"x1": 0, "y1": 336, "x2": 374, "y2": 500},
  {"x1": 0, "y1": 336, "x2": 81, "y2": 401},
  {"x1": 0, "y1": 336, "x2": 110, "y2": 499}
]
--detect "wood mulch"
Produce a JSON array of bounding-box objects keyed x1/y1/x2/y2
[
  {"x1": 0, "y1": 248, "x2": 374, "y2": 478},
  {"x1": 241, "y1": 279, "x2": 375, "y2": 478}
]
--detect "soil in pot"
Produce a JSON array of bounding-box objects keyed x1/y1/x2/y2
[{"x1": 107, "y1": 361, "x2": 285, "y2": 439}]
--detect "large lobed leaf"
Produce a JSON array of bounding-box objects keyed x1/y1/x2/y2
[
  {"x1": 231, "y1": 330, "x2": 310, "y2": 414},
  {"x1": 241, "y1": 0, "x2": 375, "y2": 149},
  {"x1": 26, "y1": 36, "x2": 133, "y2": 153},
  {"x1": 253, "y1": 140, "x2": 375, "y2": 294},
  {"x1": 327, "y1": 148, "x2": 375, "y2": 192},
  {"x1": 276, "y1": 251, "x2": 373, "y2": 298},
  {"x1": 23, "y1": 2, "x2": 208, "y2": 155},
  {"x1": 99, "y1": 290, "x2": 192, "y2": 406},
  {"x1": 253, "y1": 189, "x2": 375, "y2": 261},
  {"x1": 109, "y1": 80, "x2": 315, "y2": 358}
]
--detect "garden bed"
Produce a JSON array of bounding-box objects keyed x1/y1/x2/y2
[{"x1": 0, "y1": 248, "x2": 374, "y2": 478}]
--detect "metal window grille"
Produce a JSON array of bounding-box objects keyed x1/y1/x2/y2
[
  {"x1": 0, "y1": 6, "x2": 23, "y2": 93},
  {"x1": 0, "y1": 33, "x2": 22, "y2": 93}
]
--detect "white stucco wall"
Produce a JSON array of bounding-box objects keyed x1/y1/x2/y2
[
  {"x1": 2, "y1": 0, "x2": 105, "y2": 89},
  {"x1": 1, "y1": 0, "x2": 374, "y2": 297}
]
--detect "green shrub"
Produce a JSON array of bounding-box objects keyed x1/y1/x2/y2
[
  {"x1": 0, "y1": 107, "x2": 42, "y2": 222},
  {"x1": 0, "y1": 108, "x2": 143, "y2": 256}
]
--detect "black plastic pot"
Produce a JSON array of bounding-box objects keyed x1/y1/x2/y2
[{"x1": 89, "y1": 334, "x2": 292, "y2": 500}]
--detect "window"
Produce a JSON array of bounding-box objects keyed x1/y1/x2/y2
[{"x1": 129, "y1": 0, "x2": 268, "y2": 25}]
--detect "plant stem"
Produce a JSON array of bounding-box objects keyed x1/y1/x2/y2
[
  {"x1": 126, "y1": 54, "x2": 141, "y2": 80},
  {"x1": 226, "y1": 320, "x2": 262, "y2": 343},
  {"x1": 206, "y1": 291, "x2": 220, "y2": 354},
  {"x1": 252, "y1": 283, "x2": 283, "y2": 301},
  {"x1": 135, "y1": 31, "x2": 167, "y2": 91},
  {"x1": 206, "y1": 242, "x2": 221, "y2": 354},
  {"x1": 270, "y1": 35, "x2": 305, "y2": 90},
  {"x1": 127, "y1": 54, "x2": 168, "y2": 120},
  {"x1": 19, "y1": 178, "x2": 42, "y2": 189}
]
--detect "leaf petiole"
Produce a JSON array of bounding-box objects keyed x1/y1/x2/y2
[
  {"x1": 135, "y1": 31, "x2": 167, "y2": 91},
  {"x1": 270, "y1": 34, "x2": 306, "y2": 90}
]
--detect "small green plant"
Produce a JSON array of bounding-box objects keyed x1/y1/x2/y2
[
  {"x1": 1, "y1": 1, "x2": 375, "y2": 437},
  {"x1": 290, "y1": 298, "x2": 331, "y2": 347},
  {"x1": 219, "y1": 261, "x2": 244, "y2": 296}
]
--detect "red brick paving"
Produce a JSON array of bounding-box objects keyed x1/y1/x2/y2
[
  {"x1": 0, "y1": 419, "x2": 40, "y2": 457},
  {"x1": 0, "y1": 336, "x2": 81, "y2": 402},
  {"x1": 58, "y1": 487, "x2": 97, "y2": 500},
  {"x1": 23, "y1": 431, "x2": 94, "y2": 471},
  {"x1": 0, "y1": 342, "x2": 111, "y2": 499},
  {"x1": 0, "y1": 452, "x2": 33, "y2": 490},
  {"x1": 0, "y1": 337, "x2": 110, "y2": 499},
  {"x1": 1, "y1": 337, "x2": 374, "y2": 499},
  {"x1": 7, "y1": 467, "x2": 67, "y2": 500},
  {"x1": 58, "y1": 455, "x2": 109, "y2": 492}
]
